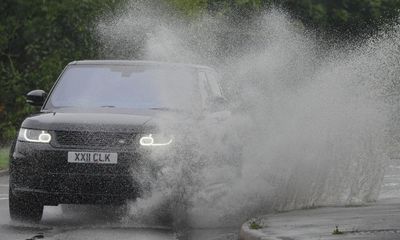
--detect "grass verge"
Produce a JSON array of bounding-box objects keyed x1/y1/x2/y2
[{"x1": 0, "y1": 147, "x2": 9, "y2": 170}]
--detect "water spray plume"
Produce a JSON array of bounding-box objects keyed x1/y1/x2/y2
[{"x1": 97, "y1": 1, "x2": 397, "y2": 228}]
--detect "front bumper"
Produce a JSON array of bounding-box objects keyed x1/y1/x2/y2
[{"x1": 10, "y1": 141, "x2": 149, "y2": 205}]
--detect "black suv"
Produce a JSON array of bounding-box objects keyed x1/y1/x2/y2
[{"x1": 9, "y1": 60, "x2": 228, "y2": 222}]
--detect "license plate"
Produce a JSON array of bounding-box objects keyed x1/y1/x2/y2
[{"x1": 68, "y1": 152, "x2": 118, "y2": 164}]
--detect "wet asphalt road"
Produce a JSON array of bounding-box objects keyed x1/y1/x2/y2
[
  {"x1": 0, "y1": 175, "x2": 238, "y2": 240},
  {"x1": 252, "y1": 159, "x2": 400, "y2": 240},
  {"x1": 1, "y1": 159, "x2": 400, "y2": 240}
]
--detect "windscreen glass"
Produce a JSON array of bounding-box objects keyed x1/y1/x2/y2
[{"x1": 45, "y1": 64, "x2": 201, "y2": 111}]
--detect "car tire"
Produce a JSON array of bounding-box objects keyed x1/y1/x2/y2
[{"x1": 9, "y1": 187, "x2": 44, "y2": 222}]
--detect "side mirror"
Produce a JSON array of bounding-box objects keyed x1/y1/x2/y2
[{"x1": 26, "y1": 90, "x2": 47, "y2": 107}]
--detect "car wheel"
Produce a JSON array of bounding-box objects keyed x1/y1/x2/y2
[{"x1": 9, "y1": 187, "x2": 44, "y2": 222}]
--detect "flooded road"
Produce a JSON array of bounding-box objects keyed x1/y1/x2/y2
[
  {"x1": 1, "y1": 159, "x2": 399, "y2": 240},
  {"x1": 0, "y1": 175, "x2": 238, "y2": 240}
]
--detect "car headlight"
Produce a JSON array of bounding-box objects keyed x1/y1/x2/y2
[
  {"x1": 18, "y1": 128, "x2": 52, "y2": 143},
  {"x1": 139, "y1": 134, "x2": 173, "y2": 146}
]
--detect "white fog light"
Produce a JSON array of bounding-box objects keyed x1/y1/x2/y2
[
  {"x1": 139, "y1": 134, "x2": 173, "y2": 146},
  {"x1": 18, "y1": 128, "x2": 52, "y2": 143}
]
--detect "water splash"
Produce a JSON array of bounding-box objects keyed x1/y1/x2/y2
[{"x1": 97, "y1": 1, "x2": 397, "y2": 228}]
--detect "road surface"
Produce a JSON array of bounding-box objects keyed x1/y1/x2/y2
[
  {"x1": 0, "y1": 174, "x2": 238, "y2": 240},
  {"x1": 240, "y1": 159, "x2": 400, "y2": 240},
  {"x1": 1, "y1": 159, "x2": 400, "y2": 240}
]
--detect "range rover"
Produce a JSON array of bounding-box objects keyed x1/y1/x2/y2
[{"x1": 9, "y1": 60, "x2": 229, "y2": 222}]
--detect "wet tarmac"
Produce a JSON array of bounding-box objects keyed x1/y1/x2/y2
[{"x1": 0, "y1": 175, "x2": 238, "y2": 240}]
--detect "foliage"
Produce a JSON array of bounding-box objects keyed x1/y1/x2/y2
[
  {"x1": 0, "y1": 0, "x2": 124, "y2": 143},
  {"x1": 0, "y1": 148, "x2": 9, "y2": 170},
  {"x1": 282, "y1": 0, "x2": 400, "y2": 38},
  {"x1": 167, "y1": 0, "x2": 208, "y2": 17},
  {"x1": 169, "y1": 0, "x2": 400, "y2": 38}
]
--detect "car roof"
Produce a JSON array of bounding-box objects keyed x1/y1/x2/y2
[{"x1": 68, "y1": 60, "x2": 214, "y2": 71}]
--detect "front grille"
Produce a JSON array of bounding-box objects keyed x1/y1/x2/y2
[{"x1": 53, "y1": 131, "x2": 136, "y2": 148}]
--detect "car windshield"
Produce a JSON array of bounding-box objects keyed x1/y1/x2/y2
[{"x1": 45, "y1": 64, "x2": 202, "y2": 111}]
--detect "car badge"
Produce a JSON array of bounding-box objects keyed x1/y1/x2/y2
[{"x1": 118, "y1": 139, "x2": 126, "y2": 144}]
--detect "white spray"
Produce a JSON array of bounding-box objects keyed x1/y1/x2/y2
[{"x1": 97, "y1": 1, "x2": 397, "y2": 228}]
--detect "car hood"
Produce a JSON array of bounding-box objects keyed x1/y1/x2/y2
[{"x1": 21, "y1": 109, "x2": 170, "y2": 132}]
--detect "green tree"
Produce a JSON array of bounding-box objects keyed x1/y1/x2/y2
[
  {"x1": 0, "y1": 0, "x2": 123, "y2": 144},
  {"x1": 282, "y1": 0, "x2": 400, "y2": 37},
  {"x1": 168, "y1": 0, "x2": 400, "y2": 37}
]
